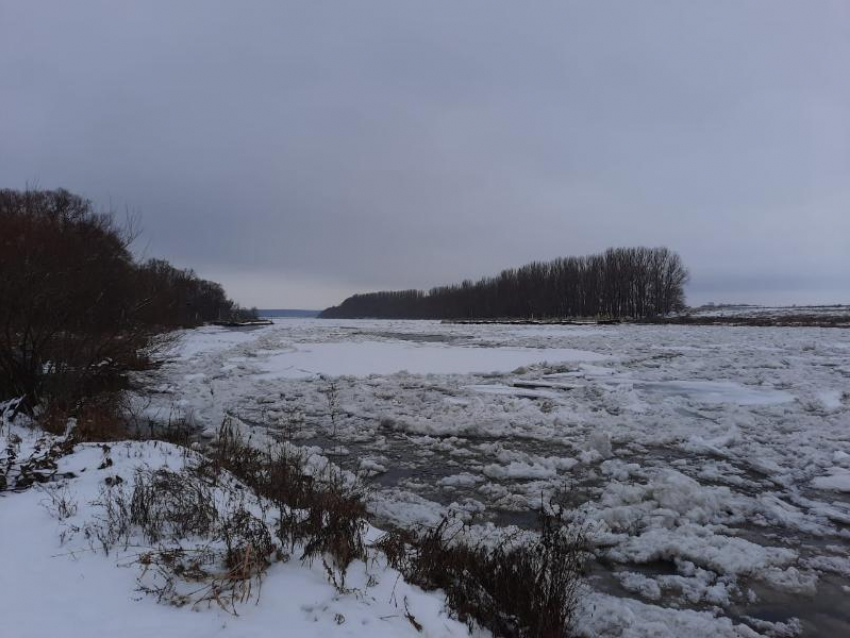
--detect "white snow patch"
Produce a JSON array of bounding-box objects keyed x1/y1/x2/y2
[
  {"x1": 0, "y1": 426, "x2": 472, "y2": 638},
  {"x1": 811, "y1": 466, "x2": 850, "y2": 492},
  {"x1": 637, "y1": 380, "x2": 795, "y2": 406},
  {"x1": 256, "y1": 342, "x2": 608, "y2": 378}
]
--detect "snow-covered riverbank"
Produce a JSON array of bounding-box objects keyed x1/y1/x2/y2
[{"x1": 0, "y1": 415, "x2": 473, "y2": 638}]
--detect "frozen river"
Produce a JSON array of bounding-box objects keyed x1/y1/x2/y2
[{"x1": 135, "y1": 319, "x2": 850, "y2": 637}]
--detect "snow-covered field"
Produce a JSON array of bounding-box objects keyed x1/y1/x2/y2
[
  {"x1": 690, "y1": 304, "x2": 850, "y2": 319},
  {"x1": 59, "y1": 319, "x2": 850, "y2": 635}
]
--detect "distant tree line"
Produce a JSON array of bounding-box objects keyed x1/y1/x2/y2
[
  {"x1": 320, "y1": 247, "x2": 689, "y2": 320},
  {"x1": 0, "y1": 187, "x2": 255, "y2": 414}
]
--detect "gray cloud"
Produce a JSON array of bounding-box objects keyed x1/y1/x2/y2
[{"x1": 2, "y1": 1, "x2": 848, "y2": 307}]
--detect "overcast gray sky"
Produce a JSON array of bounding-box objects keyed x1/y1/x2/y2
[{"x1": 2, "y1": 1, "x2": 848, "y2": 308}]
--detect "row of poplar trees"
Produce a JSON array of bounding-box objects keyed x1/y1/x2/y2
[{"x1": 320, "y1": 247, "x2": 689, "y2": 320}]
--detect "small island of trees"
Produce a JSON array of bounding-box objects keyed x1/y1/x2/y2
[{"x1": 319, "y1": 247, "x2": 689, "y2": 320}]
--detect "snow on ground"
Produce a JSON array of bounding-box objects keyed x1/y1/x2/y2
[
  {"x1": 254, "y1": 341, "x2": 608, "y2": 379},
  {"x1": 690, "y1": 304, "x2": 850, "y2": 319},
  {"x1": 130, "y1": 319, "x2": 850, "y2": 637},
  {"x1": 0, "y1": 420, "x2": 473, "y2": 638}
]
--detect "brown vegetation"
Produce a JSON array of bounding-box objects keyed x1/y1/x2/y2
[
  {"x1": 198, "y1": 419, "x2": 368, "y2": 586},
  {"x1": 10, "y1": 412, "x2": 586, "y2": 634},
  {"x1": 378, "y1": 513, "x2": 585, "y2": 638},
  {"x1": 0, "y1": 187, "x2": 255, "y2": 416}
]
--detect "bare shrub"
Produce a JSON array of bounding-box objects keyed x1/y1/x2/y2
[
  {"x1": 282, "y1": 466, "x2": 367, "y2": 589},
  {"x1": 324, "y1": 380, "x2": 340, "y2": 437},
  {"x1": 136, "y1": 540, "x2": 269, "y2": 615},
  {"x1": 42, "y1": 393, "x2": 132, "y2": 441},
  {"x1": 0, "y1": 187, "x2": 250, "y2": 434},
  {"x1": 198, "y1": 419, "x2": 367, "y2": 588},
  {"x1": 220, "y1": 507, "x2": 276, "y2": 572},
  {"x1": 76, "y1": 421, "x2": 366, "y2": 611},
  {"x1": 130, "y1": 500, "x2": 277, "y2": 614},
  {"x1": 85, "y1": 463, "x2": 278, "y2": 613},
  {"x1": 88, "y1": 480, "x2": 133, "y2": 554},
  {"x1": 38, "y1": 482, "x2": 78, "y2": 520},
  {"x1": 378, "y1": 512, "x2": 585, "y2": 638},
  {"x1": 135, "y1": 547, "x2": 218, "y2": 607},
  {"x1": 42, "y1": 391, "x2": 199, "y2": 446},
  {"x1": 129, "y1": 468, "x2": 218, "y2": 543}
]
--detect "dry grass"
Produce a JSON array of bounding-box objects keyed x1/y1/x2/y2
[
  {"x1": 129, "y1": 467, "x2": 219, "y2": 543},
  {"x1": 378, "y1": 512, "x2": 585, "y2": 638},
  {"x1": 86, "y1": 463, "x2": 278, "y2": 614},
  {"x1": 76, "y1": 417, "x2": 368, "y2": 613},
  {"x1": 197, "y1": 419, "x2": 368, "y2": 588},
  {"x1": 20, "y1": 413, "x2": 585, "y2": 630}
]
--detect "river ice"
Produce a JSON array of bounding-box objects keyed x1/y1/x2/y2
[{"x1": 133, "y1": 319, "x2": 850, "y2": 637}]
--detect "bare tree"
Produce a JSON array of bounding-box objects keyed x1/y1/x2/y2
[{"x1": 0, "y1": 188, "x2": 249, "y2": 415}]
